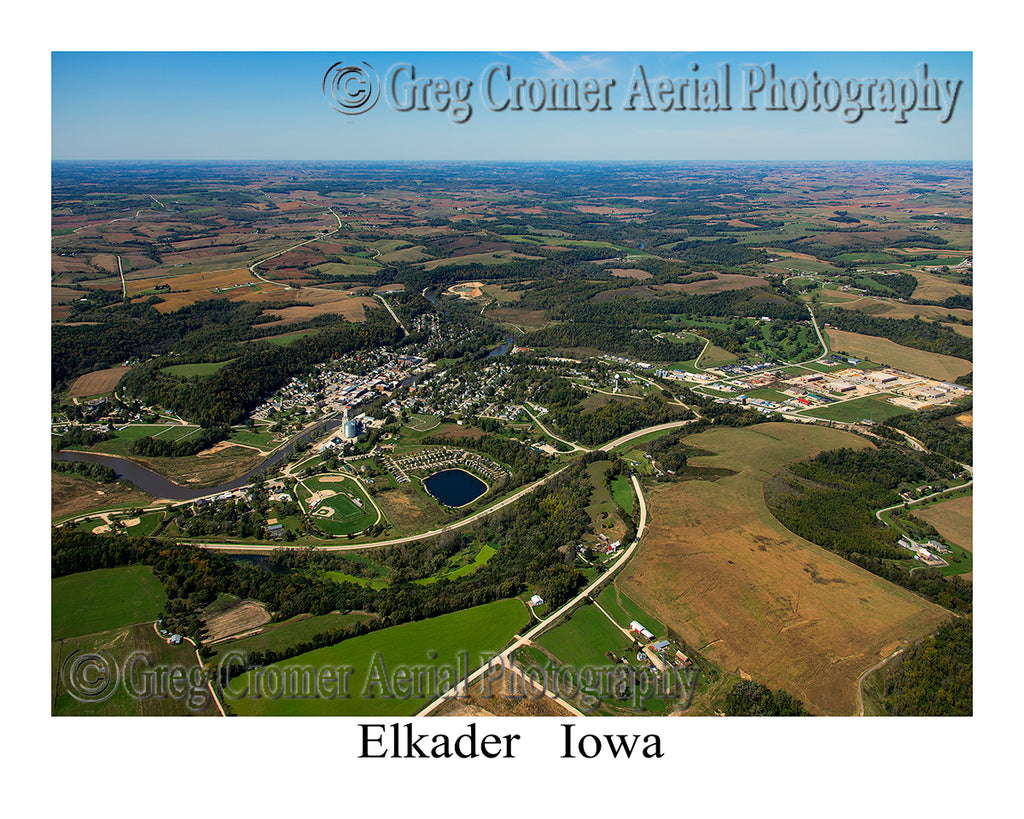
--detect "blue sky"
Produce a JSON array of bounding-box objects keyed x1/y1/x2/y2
[{"x1": 52, "y1": 51, "x2": 971, "y2": 161}]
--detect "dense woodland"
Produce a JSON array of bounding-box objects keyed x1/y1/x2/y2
[
  {"x1": 880, "y1": 400, "x2": 973, "y2": 465},
  {"x1": 723, "y1": 680, "x2": 809, "y2": 716},
  {"x1": 881, "y1": 618, "x2": 972, "y2": 716}
]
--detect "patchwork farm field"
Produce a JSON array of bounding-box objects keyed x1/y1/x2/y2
[
  {"x1": 617, "y1": 423, "x2": 949, "y2": 715},
  {"x1": 226, "y1": 599, "x2": 528, "y2": 716},
  {"x1": 825, "y1": 329, "x2": 972, "y2": 381}
]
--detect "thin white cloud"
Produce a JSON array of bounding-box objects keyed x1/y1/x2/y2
[{"x1": 540, "y1": 51, "x2": 571, "y2": 73}]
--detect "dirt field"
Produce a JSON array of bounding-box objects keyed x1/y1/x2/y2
[
  {"x1": 486, "y1": 307, "x2": 550, "y2": 331},
  {"x1": 825, "y1": 329, "x2": 972, "y2": 381},
  {"x1": 915, "y1": 495, "x2": 972, "y2": 554},
  {"x1": 68, "y1": 365, "x2": 131, "y2": 398},
  {"x1": 51, "y1": 473, "x2": 155, "y2": 521},
  {"x1": 204, "y1": 601, "x2": 271, "y2": 642},
  {"x1": 617, "y1": 423, "x2": 949, "y2": 715}
]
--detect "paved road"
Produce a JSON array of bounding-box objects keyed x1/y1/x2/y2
[
  {"x1": 807, "y1": 303, "x2": 829, "y2": 361},
  {"x1": 248, "y1": 207, "x2": 344, "y2": 289},
  {"x1": 415, "y1": 472, "x2": 649, "y2": 716}
]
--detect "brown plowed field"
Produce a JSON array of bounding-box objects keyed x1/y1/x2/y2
[
  {"x1": 69, "y1": 365, "x2": 131, "y2": 398},
  {"x1": 617, "y1": 423, "x2": 949, "y2": 715},
  {"x1": 204, "y1": 601, "x2": 272, "y2": 643}
]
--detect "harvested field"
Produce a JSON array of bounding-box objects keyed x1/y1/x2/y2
[
  {"x1": 423, "y1": 251, "x2": 543, "y2": 269},
  {"x1": 88, "y1": 253, "x2": 120, "y2": 273},
  {"x1": 574, "y1": 205, "x2": 652, "y2": 215},
  {"x1": 617, "y1": 423, "x2": 949, "y2": 715},
  {"x1": 68, "y1": 365, "x2": 131, "y2": 398},
  {"x1": 825, "y1": 329, "x2": 972, "y2": 381},
  {"x1": 911, "y1": 270, "x2": 972, "y2": 302},
  {"x1": 126, "y1": 268, "x2": 277, "y2": 312},
  {"x1": 51, "y1": 286, "x2": 84, "y2": 304},
  {"x1": 258, "y1": 287, "x2": 376, "y2": 325},
  {"x1": 487, "y1": 307, "x2": 550, "y2": 331},
  {"x1": 204, "y1": 600, "x2": 271, "y2": 643},
  {"x1": 654, "y1": 273, "x2": 767, "y2": 294}
]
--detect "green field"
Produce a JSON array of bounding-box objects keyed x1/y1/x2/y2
[
  {"x1": 160, "y1": 359, "x2": 234, "y2": 377},
  {"x1": 258, "y1": 329, "x2": 320, "y2": 347},
  {"x1": 227, "y1": 426, "x2": 280, "y2": 449},
  {"x1": 799, "y1": 394, "x2": 905, "y2": 423},
  {"x1": 226, "y1": 599, "x2": 528, "y2": 715},
  {"x1": 535, "y1": 603, "x2": 629, "y2": 668},
  {"x1": 610, "y1": 475, "x2": 633, "y2": 514},
  {"x1": 52, "y1": 565, "x2": 166, "y2": 640},
  {"x1": 299, "y1": 475, "x2": 379, "y2": 535},
  {"x1": 415, "y1": 543, "x2": 497, "y2": 585},
  {"x1": 597, "y1": 584, "x2": 663, "y2": 636}
]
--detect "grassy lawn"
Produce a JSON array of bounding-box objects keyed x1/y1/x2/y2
[
  {"x1": 610, "y1": 475, "x2": 633, "y2": 514},
  {"x1": 798, "y1": 394, "x2": 905, "y2": 424},
  {"x1": 226, "y1": 599, "x2": 528, "y2": 716},
  {"x1": 52, "y1": 565, "x2": 166, "y2": 640},
  {"x1": 597, "y1": 584, "x2": 663, "y2": 635},
  {"x1": 160, "y1": 359, "x2": 235, "y2": 377},
  {"x1": 535, "y1": 603, "x2": 629, "y2": 668}
]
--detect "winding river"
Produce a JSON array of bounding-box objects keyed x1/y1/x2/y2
[{"x1": 53, "y1": 410, "x2": 350, "y2": 501}]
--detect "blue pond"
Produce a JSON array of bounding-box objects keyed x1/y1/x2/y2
[{"x1": 423, "y1": 469, "x2": 487, "y2": 507}]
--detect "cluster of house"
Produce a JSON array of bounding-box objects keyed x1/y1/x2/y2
[
  {"x1": 629, "y1": 620, "x2": 693, "y2": 673},
  {"x1": 898, "y1": 536, "x2": 950, "y2": 567},
  {"x1": 392, "y1": 447, "x2": 507, "y2": 482},
  {"x1": 252, "y1": 348, "x2": 426, "y2": 421}
]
